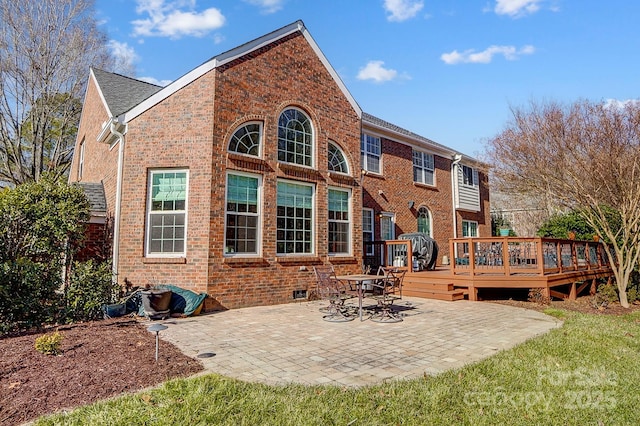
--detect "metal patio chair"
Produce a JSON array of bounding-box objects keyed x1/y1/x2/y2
[
  {"x1": 313, "y1": 266, "x2": 357, "y2": 322},
  {"x1": 369, "y1": 266, "x2": 406, "y2": 323}
]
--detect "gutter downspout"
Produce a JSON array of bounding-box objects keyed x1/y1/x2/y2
[
  {"x1": 110, "y1": 119, "x2": 126, "y2": 284},
  {"x1": 451, "y1": 154, "x2": 462, "y2": 259}
]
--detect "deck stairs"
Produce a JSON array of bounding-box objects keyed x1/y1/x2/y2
[{"x1": 402, "y1": 272, "x2": 465, "y2": 301}]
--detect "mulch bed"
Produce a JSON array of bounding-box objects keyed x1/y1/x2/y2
[{"x1": 0, "y1": 317, "x2": 203, "y2": 426}]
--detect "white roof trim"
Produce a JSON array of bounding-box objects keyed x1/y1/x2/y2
[
  {"x1": 89, "y1": 68, "x2": 113, "y2": 118},
  {"x1": 362, "y1": 119, "x2": 457, "y2": 158},
  {"x1": 123, "y1": 20, "x2": 361, "y2": 122}
]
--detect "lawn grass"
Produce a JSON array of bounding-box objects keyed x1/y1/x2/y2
[{"x1": 36, "y1": 310, "x2": 640, "y2": 425}]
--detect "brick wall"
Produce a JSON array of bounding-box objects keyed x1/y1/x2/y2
[
  {"x1": 361, "y1": 137, "x2": 455, "y2": 263},
  {"x1": 206, "y1": 32, "x2": 362, "y2": 309},
  {"x1": 69, "y1": 76, "x2": 119, "y2": 216},
  {"x1": 72, "y1": 30, "x2": 491, "y2": 311}
]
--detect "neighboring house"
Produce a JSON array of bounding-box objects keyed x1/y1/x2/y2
[{"x1": 70, "y1": 20, "x2": 490, "y2": 310}]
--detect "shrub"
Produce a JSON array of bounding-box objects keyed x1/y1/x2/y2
[
  {"x1": 65, "y1": 260, "x2": 119, "y2": 322},
  {"x1": 0, "y1": 259, "x2": 62, "y2": 334},
  {"x1": 34, "y1": 330, "x2": 64, "y2": 355},
  {"x1": 0, "y1": 174, "x2": 90, "y2": 334}
]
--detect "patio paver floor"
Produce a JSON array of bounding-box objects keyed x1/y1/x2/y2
[{"x1": 157, "y1": 297, "x2": 561, "y2": 387}]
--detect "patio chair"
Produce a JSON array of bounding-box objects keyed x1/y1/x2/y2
[
  {"x1": 313, "y1": 266, "x2": 357, "y2": 322},
  {"x1": 369, "y1": 266, "x2": 406, "y2": 323}
]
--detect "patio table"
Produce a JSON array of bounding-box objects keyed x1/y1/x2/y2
[{"x1": 335, "y1": 274, "x2": 380, "y2": 321}]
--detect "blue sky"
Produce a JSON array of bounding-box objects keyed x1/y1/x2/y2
[{"x1": 96, "y1": 0, "x2": 640, "y2": 157}]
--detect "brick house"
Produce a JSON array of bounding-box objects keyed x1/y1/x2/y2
[{"x1": 70, "y1": 21, "x2": 489, "y2": 310}]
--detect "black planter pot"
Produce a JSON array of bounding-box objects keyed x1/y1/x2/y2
[{"x1": 140, "y1": 289, "x2": 172, "y2": 320}]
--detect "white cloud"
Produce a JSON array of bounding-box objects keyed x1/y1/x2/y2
[
  {"x1": 243, "y1": 0, "x2": 285, "y2": 14},
  {"x1": 108, "y1": 40, "x2": 139, "y2": 66},
  {"x1": 357, "y1": 60, "x2": 400, "y2": 83},
  {"x1": 441, "y1": 45, "x2": 535, "y2": 64},
  {"x1": 384, "y1": 0, "x2": 424, "y2": 22},
  {"x1": 132, "y1": 0, "x2": 225, "y2": 39},
  {"x1": 107, "y1": 40, "x2": 139, "y2": 75},
  {"x1": 494, "y1": 0, "x2": 542, "y2": 18},
  {"x1": 139, "y1": 76, "x2": 173, "y2": 86},
  {"x1": 604, "y1": 98, "x2": 640, "y2": 109}
]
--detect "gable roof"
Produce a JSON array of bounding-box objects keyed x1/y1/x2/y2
[
  {"x1": 120, "y1": 20, "x2": 361, "y2": 122},
  {"x1": 91, "y1": 68, "x2": 163, "y2": 117}
]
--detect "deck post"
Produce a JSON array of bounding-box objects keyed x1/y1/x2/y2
[
  {"x1": 569, "y1": 281, "x2": 577, "y2": 300},
  {"x1": 536, "y1": 238, "x2": 544, "y2": 275},
  {"x1": 590, "y1": 278, "x2": 597, "y2": 295},
  {"x1": 468, "y1": 285, "x2": 477, "y2": 301}
]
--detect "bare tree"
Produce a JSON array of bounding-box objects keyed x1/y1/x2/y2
[
  {"x1": 486, "y1": 99, "x2": 640, "y2": 308},
  {"x1": 0, "y1": 0, "x2": 114, "y2": 184}
]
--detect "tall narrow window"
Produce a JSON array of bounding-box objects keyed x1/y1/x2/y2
[
  {"x1": 361, "y1": 133, "x2": 381, "y2": 173},
  {"x1": 77, "y1": 139, "x2": 85, "y2": 180},
  {"x1": 146, "y1": 170, "x2": 188, "y2": 256},
  {"x1": 380, "y1": 213, "x2": 395, "y2": 240},
  {"x1": 228, "y1": 122, "x2": 262, "y2": 156},
  {"x1": 225, "y1": 173, "x2": 260, "y2": 255},
  {"x1": 277, "y1": 181, "x2": 314, "y2": 254},
  {"x1": 462, "y1": 165, "x2": 478, "y2": 186},
  {"x1": 413, "y1": 150, "x2": 434, "y2": 185},
  {"x1": 328, "y1": 188, "x2": 350, "y2": 255},
  {"x1": 278, "y1": 108, "x2": 313, "y2": 167},
  {"x1": 362, "y1": 208, "x2": 374, "y2": 256},
  {"x1": 328, "y1": 142, "x2": 349, "y2": 174},
  {"x1": 417, "y1": 206, "x2": 431, "y2": 236}
]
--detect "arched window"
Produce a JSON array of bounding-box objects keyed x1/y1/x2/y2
[
  {"x1": 228, "y1": 122, "x2": 262, "y2": 156},
  {"x1": 328, "y1": 142, "x2": 349, "y2": 174},
  {"x1": 278, "y1": 108, "x2": 313, "y2": 167},
  {"x1": 417, "y1": 206, "x2": 431, "y2": 236}
]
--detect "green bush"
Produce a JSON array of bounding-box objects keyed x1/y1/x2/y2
[
  {"x1": 0, "y1": 174, "x2": 90, "y2": 334},
  {"x1": 34, "y1": 330, "x2": 64, "y2": 355},
  {"x1": 0, "y1": 259, "x2": 62, "y2": 334},
  {"x1": 65, "y1": 260, "x2": 119, "y2": 322}
]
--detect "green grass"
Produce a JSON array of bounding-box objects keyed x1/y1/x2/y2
[{"x1": 36, "y1": 311, "x2": 640, "y2": 425}]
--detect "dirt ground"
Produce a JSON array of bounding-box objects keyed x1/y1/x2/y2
[
  {"x1": 1, "y1": 295, "x2": 638, "y2": 426},
  {"x1": 0, "y1": 317, "x2": 203, "y2": 426}
]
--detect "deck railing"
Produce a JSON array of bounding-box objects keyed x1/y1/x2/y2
[
  {"x1": 450, "y1": 237, "x2": 611, "y2": 277},
  {"x1": 363, "y1": 239, "x2": 413, "y2": 272}
]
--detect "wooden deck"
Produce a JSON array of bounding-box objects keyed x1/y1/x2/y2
[{"x1": 398, "y1": 237, "x2": 614, "y2": 301}]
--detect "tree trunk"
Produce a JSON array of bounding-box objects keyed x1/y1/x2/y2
[{"x1": 618, "y1": 283, "x2": 630, "y2": 308}]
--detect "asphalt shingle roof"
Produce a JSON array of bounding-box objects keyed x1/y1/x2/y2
[
  {"x1": 76, "y1": 182, "x2": 107, "y2": 213},
  {"x1": 92, "y1": 68, "x2": 163, "y2": 117},
  {"x1": 362, "y1": 112, "x2": 456, "y2": 156}
]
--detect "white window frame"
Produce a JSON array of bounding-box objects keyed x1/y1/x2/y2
[
  {"x1": 277, "y1": 107, "x2": 315, "y2": 168},
  {"x1": 328, "y1": 187, "x2": 352, "y2": 256},
  {"x1": 380, "y1": 212, "x2": 395, "y2": 240},
  {"x1": 328, "y1": 141, "x2": 350, "y2": 175},
  {"x1": 413, "y1": 150, "x2": 435, "y2": 186},
  {"x1": 77, "y1": 139, "x2": 85, "y2": 180},
  {"x1": 228, "y1": 121, "x2": 263, "y2": 157},
  {"x1": 362, "y1": 208, "x2": 375, "y2": 256},
  {"x1": 462, "y1": 220, "x2": 479, "y2": 237},
  {"x1": 361, "y1": 133, "x2": 381, "y2": 174},
  {"x1": 145, "y1": 169, "x2": 189, "y2": 257},
  {"x1": 462, "y1": 165, "x2": 478, "y2": 187},
  {"x1": 224, "y1": 171, "x2": 262, "y2": 257},
  {"x1": 417, "y1": 206, "x2": 432, "y2": 237},
  {"x1": 276, "y1": 179, "x2": 315, "y2": 256}
]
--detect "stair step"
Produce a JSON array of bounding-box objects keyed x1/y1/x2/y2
[
  {"x1": 403, "y1": 281, "x2": 455, "y2": 291},
  {"x1": 403, "y1": 288, "x2": 466, "y2": 301}
]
